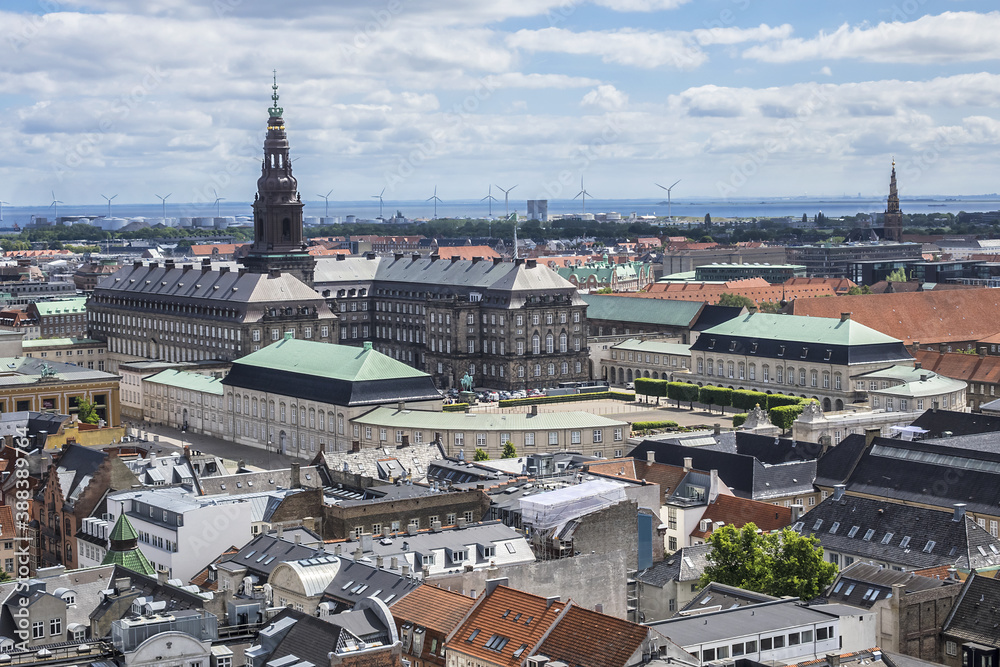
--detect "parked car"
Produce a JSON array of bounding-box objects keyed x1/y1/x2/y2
[{"x1": 625, "y1": 382, "x2": 635, "y2": 390}]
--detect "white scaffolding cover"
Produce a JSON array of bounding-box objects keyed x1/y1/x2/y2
[{"x1": 520, "y1": 479, "x2": 627, "y2": 530}]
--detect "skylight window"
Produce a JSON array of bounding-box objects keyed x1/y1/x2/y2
[
  {"x1": 847, "y1": 526, "x2": 860, "y2": 538},
  {"x1": 833, "y1": 582, "x2": 843, "y2": 593},
  {"x1": 467, "y1": 629, "x2": 480, "y2": 643},
  {"x1": 923, "y1": 541, "x2": 936, "y2": 554},
  {"x1": 863, "y1": 529, "x2": 875, "y2": 542},
  {"x1": 899, "y1": 536, "x2": 911, "y2": 548},
  {"x1": 812, "y1": 519, "x2": 823, "y2": 531},
  {"x1": 484, "y1": 635, "x2": 510, "y2": 652},
  {"x1": 844, "y1": 584, "x2": 855, "y2": 595},
  {"x1": 829, "y1": 522, "x2": 840, "y2": 534},
  {"x1": 881, "y1": 532, "x2": 894, "y2": 545}
]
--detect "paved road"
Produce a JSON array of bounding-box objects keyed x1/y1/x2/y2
[
  {"x1": 125, "y1": 422, "x2": 302, "y2": 470},
  {"x1": 467, "y1": 398, "x2": 731, "y2": 429}
]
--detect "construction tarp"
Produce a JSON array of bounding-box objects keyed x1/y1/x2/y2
[{"x1": 520, "y1": 479, "x2": 627, "y2": 530}]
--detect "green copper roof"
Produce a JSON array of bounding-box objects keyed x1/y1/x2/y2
[
  {"x1": 146, "y1": 369, "x2": 225, "y2": 395},
  {"x1": 234, "y1": 338, "x2": 429, "y2": 382},
  {"x1": 701, "y1": 313, "x2": 900, "y2": 346},
  {"x1": 581, "y1": 294, "x2": 704, "y2": 327},
  {"x1": 109, "y1": 513, "x2": 139, "y2": 541},
  {"x1": 102, "y1": 546, "x2": 156, "y2": 576},
  {"x1": 33, "y1": 297, "x2": 88, "y2": 316},
  {"x1": 611, "y1": 338, "x2": 692, "y2": 356}
]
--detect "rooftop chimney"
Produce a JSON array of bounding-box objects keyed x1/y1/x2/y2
[
  {"x1": 376, "y1": 555, "x2": 384, "y2": 569},
  {"x1": 683, "y1": 456, "x2": 693, "y2": 472},
  {"x1": 394, "y1": 252, "x2": 404, "y2": 261},
  {"x1": 530, "y1": 405, "x2": 539, "y2": 416},
  {"x1": 833, "y1": 484, "x2": 846, "y2": 501},
  {"x1": 545, "y1": 595, "x2": 560, "y2": 608},
  {"x1": 791, "y1": 504, "x2": 804, "y2": 523},
  {"x1": 864, "y1": 427, "x2": 881, "y2": 446},
  {"x1": 351, "y1": 440, "x2": 361, "y2": 453},
  {"x1": 709, "y1": 469, "x2": 720, "y2": 503},
  {"x1": 457, "y1": 516, "x2": 468, "y2": 529},
  {"x1": 431, "y1": 520, "x2": 442, "y2": 532},
  {"x1": 827, "y1": 654, "x2": 841, "y2": 667},
  {"x1": 947, "y1": 567, "x2": 958, "y2": 581},
  {"x1": 397, "y1": 401, "x2": 405, "y2": 411},
  {"x1": 492, "y1": 257, "x2": 503, "y2": 266},
  {"x1": 402, "y1": 564, "x2": 410, "y2": 577},
  {"x1": 953, "y1": 503, "x2": 967, "y2": 522},
  {"x1": 713, "y1": 423, "x2": 721, "y2": 436},
  {"x1": 290, "y1": 462, "x2": 301, "y2": 489},
  {"x1": 391, "y1": 556, "x2": 398, "y2": 570},
  {"x1": 336, "y1": 253, "x2": 346, "y2": 261},
  {"x1": 840, "y1": 312, "x2": 851, "y2": 323},
  {"x1": 646, "y1": 450, "x2": 655, "y2": 464}
]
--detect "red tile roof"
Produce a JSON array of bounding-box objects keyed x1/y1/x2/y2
[
  {"x1": 586, "y1": 458, "x2": 710, "y2": 501},
  {"x1": 537, "y1": 605, "x2": 649, "y2": 667},
  {"x1": 435, "y1": 246, "x2": 501, "y2": 260},
  {"x1": 449, "y1": 586, "x2": 567, "y2": 667},
  {"x1": 690, "y1": 494, "x2": 792, "y2": 539},
  {"x1": 0, "y1": 506, "x2": 13, "y2": 540},
  {"x1": 635, "y1": 279, "x2": 837, "y2": 305},
  {"x1": 786, "y1": 289, "x2": 1000, "y2": 344},
  {"x1": 390, "y1": 585, "x2": 476, "y2": 635},
  {"x1": 914, "y1": 349, "x2": 1000, "y2": 384},
  {"x1": 189, "y1": 243, "x2": 249, "y2": 256}
]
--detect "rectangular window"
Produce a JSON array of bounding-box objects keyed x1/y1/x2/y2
[
  {"x1": 32, "y1": 622, "x2": 44, "y2": 639},
  {"x1": 524, "y1": 432, "x2": 535, "y2": 446},
  {"x1": 571, "y1": 431, "x2": 581, "y2": 444},
  {"x1": 49, "y1": 618, "x2": 61, "y2": 635},
  {"x1": 593, "y1": 429, "x2": 603, "y2": 443},
  {"x1": 548, "y1": 431, "x2": 558, "y2": 445}
]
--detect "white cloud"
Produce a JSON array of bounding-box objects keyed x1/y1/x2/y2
[
  {"x1": 743, "y1": 11, "x2": 1000, "y2": 64},
  {"x1": 819, "y1": 66, "x2": 832, "y2": 76},
  {"x1": 507, "y1": 27, "x2": 706, "y2": 69},
  {"x1": 581, "y1": 85, "x2": 629, "y2": 110},
  {"x1": 592, "y1": 0, "x2": 691, "y2": 11},
  {"x1": 692, "y1": 23, "x2": 793, "y2": 46}
]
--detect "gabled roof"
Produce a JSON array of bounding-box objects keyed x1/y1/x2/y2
[
  {"x1": 586, "y1": 458, "x2": 703, "y2": 501},
  {"x1": 825, "y1": 562, "x2": 955, "y2": 609},
  {"x1": 0, "y1": 506, "x2": 14, "y2": 539},
  {"x1": 680, "y1": 582, "x2": 779, "y2": 614},
  {"x1": 942, "y1": 572, "x2": 1000, "y2": 647},
  {"x1": 449, "y1": 585, "x2": 567, "y2": 667},
  {"x1": 786, "y1": 288, "x2": 1000, "y2": 344},
  {"x1": 635, "y1": 543, "x2": 712, "y2": 587},
  {"x1": 691, "y1": 494, "x2": 792, "y2": 539},
  {"x1": 537, "y1": 605, "x2": 649, "y2": 667},
  {"x1": 700, "y1": 312, "x2": 900, "y2": 346},
  {"x1": 389, "y1": 584, "x2": 475, "y2": 635}
]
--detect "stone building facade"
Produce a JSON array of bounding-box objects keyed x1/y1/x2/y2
[{"x1": 314, "y1": 255, "x2": 590, "y2": 390}]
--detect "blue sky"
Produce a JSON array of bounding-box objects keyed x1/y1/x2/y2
[{"x1": 1, "y1": 0, "x2": 999, "y2": 208}]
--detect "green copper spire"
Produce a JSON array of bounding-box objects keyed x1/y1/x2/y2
[
  {"x1": 268, "y1": 69, "x2": 283, "y2": 117},
  {"x1": 102, "y1": 513, "x2": 156, "y2": 576}
]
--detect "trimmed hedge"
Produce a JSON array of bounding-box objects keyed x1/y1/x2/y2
[
  {"x1": 699, "y1": 386, "x2": 733, "y2": 414},
  {"x1": 731, "y1": 389, "x2": 769, "y2": 412},
  {"x1": 497, "y1": 391, "x2": 636, "y2": 408},
  {"x1": 635, "y1": 378, "x2": 668, "y2": 401},
  {"x1": 667, "y1": 381, "x2": 701, "y2": 408},
  {"x1": 769, "y1": 404, "x2": 805, "y2": 432},
  {"x1": 631, "y1": 420, "x2": 679, "y2": 431},
  {"x1": 442, "y1": 403, "x2": 469, "y2": 412},
  {"x1": 766, "y1": 394, "x2": 803, "y2": 408},
  {"x1": 732, "y1": 413, "x2": 748, "y2": 428}
]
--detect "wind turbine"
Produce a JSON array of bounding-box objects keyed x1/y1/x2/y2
[
  {"x1": 426, "y1": 186, "x2": 442, "y2": 219},
  {"x1": 50, "y1": 191, "x2": 63, "y2": 222},
  {"x1": 481, "y1": 185, "x2": 498, "y2": 218},
  {"x1": 155, "y1": 193, "x2": 171, "y2": 220},
  {"x1": 212, "y1": 188, "x2": 225, "y2": 217},
  {"x1": 573, "y1": 177, "x2": 592, "y2": 215},
  {"x1": 655, "y1": 179, "x2": 681, "y2": 221},
  {"x1": 101, "y1": 193, "x2": 118, "y2": 218},
  {"x1": 0, "y1": 201, "x2": 8, "y2": 223},
  {"x1": 371, "y1": 187, "x2": 385, "y2": 220},
  {"x1": 495, "y1": 184, "x2": 517, "y2": 218},
  {"x1": 317, "y1": 189, "x2": 333, "y2": 218}
]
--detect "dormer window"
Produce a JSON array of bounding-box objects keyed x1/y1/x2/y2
[
  {"x1": 800, "y1": 347, "x2": 808, "y2": 359},
  {"x1": 750, "y1": 342, "x2": 758, "y2": 354},
  {"x1": 729, "y1": 341, "x2": 737, "y2": 352},
  {"x1": 707, "y1": 339, "x2": 716, "y2": 350},
  {"x1": 778, "y1": 345, "x2": 785, "y2": 357}
]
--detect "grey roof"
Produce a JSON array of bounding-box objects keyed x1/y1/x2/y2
[
  {"x1": 636, "y1": 543, "x2": 712, "y2": 587},
  {"x1": 95, "y1": 262, "x2": 331, "y2": 314},
  {"x1": 648, "y1": 598, "x2": 839, "y2": 647},
  {"x1": 794, "y1": 494, "x2": 1000, "y2": 571},
  {"x1": 220, "y1": 531, "x2": 326, "y2": 579},
  {"x1": 54, "y1": 443, "x2": 107, "y2": 505},
  {"x1": 198, "y1": 466, "x2": 326, "y2": 496},
  {"x1": 0, "y1": 565, "x2": 117, "y2": 632},
  {"x1": 679, "y1": 582, "x2": 779, "y2": 615},
  {"x1": 825, "y1": 562, "x2": 955, "y2": 609},
  {"x1": 315, "y1": 255, "x2": 579, "y2": 297},
  {"x1": 319, "y1": 442, "x2": 446, "y2": 485},
  {"x1": 123, "y1": 453, "x2": 196, "y2": 487},
  {"x1": 0, "y1": 355, "x2": 119, "y2": 387},
  {"x1": 942, "y1": 572, "x2": 1000, "y2": 647},
  {"x1": 320, "y1": 557, "x2": 421, "y2": 608}
]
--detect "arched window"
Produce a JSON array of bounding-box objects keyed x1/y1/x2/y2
[
  {"x1": 300, "y1": 407, "x2": 306, "y2": 426},
  {"x1": 738, "y1": 363, "x2": 745, "y2": 380},
  {"x1": 799, "y1": 369, "x2": 807, "y2": 385},
  {"x1": 823, "y1": 372, "x2": 830, "y2": 389},
  {"x1": 834, "y1": 373, "x2": 842, "y2": 390},
  {"x1": 338, "y1": 413, "x2": 345, "y2": 435},
  {"x1": 748, "y1": 364, "x2": 756, "y2": 381},
  {"x1": 547, "y1": 363, "x2": 555, "y2": 376},
  {"x1": 252, "y1": 398, "x2": 258, "y2": 417},
  {"x1": 787, "y1": 367, "x2": 795, "y2": 385},
  {"x1": 534, "y1": 364, "x2": 541, "y2": 377},
  {"x1": 545, "y1": 334, "x2": 554, "y2": 354},
  {"x1": 559, "y1": 333, "x2": 567, "y2": 353},
  {"x1": 707, "y1": 359, "x2": 713, "y2": 376},
  {"x1": 269, "y1": 401, "x2": 275, "y2": 420},
  {"x1": 318, "y1": 411, "x2": 325, "y2": 431},
  {"x1": 775, "y1": 366, "x2": 783, "y2": 383},
  {"x1": 697, "y1": 358, "x2": 704, "y2": 374},
  {"x1": 762, "y1": 364, "x2": 769, "y2": 382},
  {"x1": 309, "y1": 409, "x2": 315, "y2": 429},
  {"x1": 727, "y1": 362, "x2": 734, "y2": 379},
  {"x1": 532, "y1": 334, "x2": 540, "y2": 355}
]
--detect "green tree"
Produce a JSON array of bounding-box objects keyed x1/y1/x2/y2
[
  {"x1": 75, "y1": 397, "x2": 100, "y2": 425},
  {"x1": 667, "y1": 382, "x2": 700, "y2": 410},
  {"x1": 700, "y1": 524, "x2": 837, "y2": 600},
  {"x1": 704, "y1": 213, "x2": 712, "y2": 226},
  {"x1": 595, "y1": 286, "x2": 613, "y2": 294},
  {"x1": 802, "y1": 213, "x2": 808, "y2": 224},
  {"x1": 731, "y1": 389, "x2": 769, "y2": 412},
  {"x1": 717, "y1": 293, "x2": 757, "y2": 309},
  {"x1": 501, "y1": 441, "x2": 516, "y2": 459},
  {"x1": 474, "y1": 448, "x2": 489, "y2": 461},
  {"x1": 769, "y1": 403, "x2": 806, "y2": 434},
  {"x1": 886, "y1": 267, "x2": 907, "y2": 282},
  {"x1": 699, "y1": 386, "x2": 733, "y2": 414}
]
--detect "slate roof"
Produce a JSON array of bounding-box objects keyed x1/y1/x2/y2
[
  {"x1": 218, "y1": 531, "x2": 326, "y2": 580},
  {"x1": 842, "y1": 436, "x2": 1000, "y2": 517},
  {"x1": 0, "y1": 564, "x2": 118, "y2": 637},
  {"x1": 320, "y1": 557, "x2": 422, "y2": 609},
  {"x1": 53, "y1": 443, "x2": 106, "y2": 505},
  {"x1": 942, "y1": 572, "x2": 1000, "y2": 647},
  {"x1": 389, "y1": 584, "x2": 475, "y2": 635},
  {"x1": 635, "y1": 543, "x2": 712, "y2": 587},
  {"x1": 679, "y1": 582, "x2": 779, "y2": 614},
  {"x1": 449, "y1": 585, "x2": 567, "y2": 667},
  {"x1": 814, "y1": 433, "x2": 868, "y2": 488},
  {"x1": 910, "y1": 408, "x2": 1000, "y2": 439},
  {"x1": 629, "y1": 440, "x2": 817, "y2": 501},
  {"x1": 727, "y1": 432, "x2": 824, "y2": 465},
  {"x1": 580, "y1": 294, "x2": 704, "y2": 327},
  {"x1": 318, "y1": 441, "x2": 446, "y2": 485},
  {"x1": 825, "y1": 562, "x2": 955, "y2": 609},
  {"x1": 96, "y1": 262, "x2": 329, "y2": 309},
  {"x1": 255, "y1": 609, "x2": 347, "y2": 667},
  {"x1": 224, "y1": 338, "x2": 441, "y2": 406},
  {"x1": 197, "y1": 465, "x2": 325, "y2": 496},
  {"x1": 691, "y1": 305, "x2": 745, "y2": 331},
  {"x1": 793, "y1": 494, "x2": 1000, "y2": 571},
  {"x1": 786, "y1": 288, "x2": 1000, "y2": 345},
  {"x1": 586, "y1": 458, "x2": 705, "y2": 502},
  {"x1": 537, "y1": 605, "x2": 649, "y2": 667}
]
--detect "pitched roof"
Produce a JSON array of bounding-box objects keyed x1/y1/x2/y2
[
  {"x1": 680, "y1": 582, "x2": 779, "y2": 614},
  {"x1": 586, "y1": 458, "x2": 697, "y2": 501},
  {"x1": 786, "y1": 289, "x2": 1000, "y2": 344},
  {"x1": 32, "y1": 297, "x2": 88, "y2": 316},
  {"x1": 233, "y1": 338, "x2": 426, "y2": 382},
  {"x1": 914, "y1": 349, "x2": 1000, "y2": 385},
  {"x1": 793, "y1": 494, "x2": 1000, "y2": 571},
  {"x1": 580, "y1": 294, "x2": 705, "y2": 327},
  {"x1": 0, "y1": 506, "x2": 14, "y2": 540},
  {"x1": 700, "y1": 312, "x2": 900, "y2": 346},
  {"x1": 449, "y1": 585, "x2": 567, "y2": 667},
  {"x1": 389, "y1": 584, "x2": 475, "y2": 635},
  {"x1": 942, "y1": 572, "x2": 1000, "y2": 646},
  {"x1": 691, "y1": 494, "x2": 793, "y2": 539},
  {"x1": 635, "y1": 543, "x2": 712, "y2": 586},
  {"x1": 537, "y1": 605, "x2": 649, "y2": 667},
  {"x1": 436, "y1": 246, "x2": 501, "y2": 260},
  {"x1": 145, "y1": 369, "x2": 225, "y2": 395},
  {"x1": 825, "y1": 561, "x2": 954, "y2": 609},
  {"x1": 109, "y1": 512, "x2": 139, "y2": 541}
]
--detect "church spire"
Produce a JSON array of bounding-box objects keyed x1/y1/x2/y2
[
  {"x1": 882, "y1": 157, "x2": 903, "y2": 242},
  {"x1": 269, "y1": 69, "x2": 283, "y2": 118}
]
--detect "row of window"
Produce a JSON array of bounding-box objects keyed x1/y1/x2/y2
[
  {"x1": 691, "y1": 626, "x2": 835, "y2": 661},
  {"x1": 611, "y1": 350, "x2": 687, "y2": 368},
  {"x1": 697, "y1": 358, "x2": 844, "y2": 389}
]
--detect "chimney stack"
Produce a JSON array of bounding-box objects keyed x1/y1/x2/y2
[
  {"x1": 646, "y1": 450, "x2": 655, "y2": 464},
  {"x1": 791, "y1": 504, "x2": 804, "y2": 523},
  {"x1": 953, "y1": 503, "x2": 967, "y2": 522},
  {"x1": 827, "y1": 654, "x2": 841, "y2": 667},
  {"x1": 864, "y1": 427, "x2": 881, "y2": 446},
  {"x1": 833, "y1": 484, "x2": 846, "y2": 501},
  {"x1": 290, "y1": 462, "x2": 301, "y2": 489},
  {"x1": 840, "y1": 312, "x2": 851, "y2": 323},
  {"x1": 351, "y1": 440, "x2": 361, "y2": 453},
  {"x1": 713, "y1": 423, "x2": 721, "y2": 436},
  {"x1": 683, "y1": 456, "x2": 693, "y2": 472}
]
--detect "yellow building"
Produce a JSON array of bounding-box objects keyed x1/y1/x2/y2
[{"x1": 0, "y1": 356, "x2": 120, "y2": 426}]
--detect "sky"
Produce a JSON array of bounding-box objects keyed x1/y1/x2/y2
[{"x1": 2, "y1": 0, "x2": 1000, "y2": 209}]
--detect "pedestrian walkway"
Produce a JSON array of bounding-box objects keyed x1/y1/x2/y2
[{"x1": 129, "y1": 422, "x2": 301, "y2": 470}]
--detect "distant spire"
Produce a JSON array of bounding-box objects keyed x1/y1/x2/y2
[{"x1": 269, "y1": 69, "x2": 283, "y2": 117}]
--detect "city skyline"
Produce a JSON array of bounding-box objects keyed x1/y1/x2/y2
[{"x1": 2, "y1": 1, "x2": 1000, "y2": 206}]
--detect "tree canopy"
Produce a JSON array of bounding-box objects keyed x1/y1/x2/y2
[
  {"x1": 717, "y1": 292, "x2": 757, "y2": 309},
  {"x1": 699, "y1": 523, "x2": 837, "y2": 600},
  {"x1": 75, "y1": 397, "x2": 100, "y2": 425},
  {"x1": 501, "y1": 441, "x2": 516, "y2": 459},
  {"x1": 474, "y1": 448, "x2": 489, "y2": 461}
]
